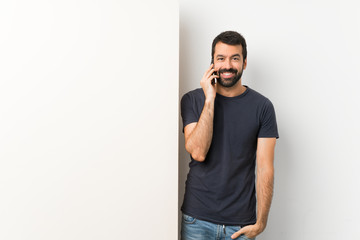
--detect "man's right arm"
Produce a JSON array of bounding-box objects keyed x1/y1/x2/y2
[{"x1": 184, "y1": 64, "x2": 218, "y2": 162}]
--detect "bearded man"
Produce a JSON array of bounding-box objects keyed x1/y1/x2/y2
[{"x1": 180, "y1": 31, "x2": 279, "y2": 240}]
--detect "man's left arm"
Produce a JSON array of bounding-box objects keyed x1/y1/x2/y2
[{"x1": 231, "y1": 137, "x2": 276, "y2": 239}]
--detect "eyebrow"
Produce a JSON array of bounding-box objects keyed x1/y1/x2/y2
[{"x1": 216, "y1": 54, "x2": 241, "y2": 58}]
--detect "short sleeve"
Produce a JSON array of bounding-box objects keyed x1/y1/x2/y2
[
  {"x1": 258, "y1": 99, "x2": 279, "y2": 139},
  {"x1": 181, "y1": 93, "x2": 199, "y2": 132}
]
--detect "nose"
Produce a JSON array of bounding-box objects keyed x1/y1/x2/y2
[{"x1": 223, "y1": 59, "x2": 232, "y2": 69}]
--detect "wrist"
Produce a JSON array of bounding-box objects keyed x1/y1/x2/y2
[
  {"x1": 205, "y1": 97, "x2": 215, "y2": 104},
  {"x1": 254, "y1": 222, "x2": 266, "y2": 233}
]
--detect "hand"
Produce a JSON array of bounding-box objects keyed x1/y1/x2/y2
[
  {"x1": 231, "y1": 224, "x2": 263, "y2": 239},
  {"x1": 200, "y1": 64, "x2": 218, "y2": 101}
]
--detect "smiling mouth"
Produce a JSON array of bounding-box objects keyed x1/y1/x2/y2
[{"x1": 221, "y1": 72, "x2": 235, "y2": 78}]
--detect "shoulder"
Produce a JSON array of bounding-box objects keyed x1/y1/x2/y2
[
  {"x1": 246, "y1": 87, "x2": 274, "y2": 107},
  {"x1": 181, "y1": 88, "x2": 204, "y2": 104},
  {"x1": 245, "y1": 87, "x2": 277, "y2": 119},
  {"x1": 247, "y1": 87, "x2": 269, "y2": 101},
  {"x1": 182, "y1": 88, "x2": 204, "y2": 99}
]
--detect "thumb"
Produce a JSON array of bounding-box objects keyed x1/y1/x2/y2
[{"x1": 231, "y1": 227, "x2": 245, "y2": 239}]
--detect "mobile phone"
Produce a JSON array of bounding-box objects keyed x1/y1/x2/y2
[
  {"x1": 211, "y1": 71, "x2": 217, "y2": 85},
  {"x1": 211, "y1": 59, "x2": 217, "y2": 85}
]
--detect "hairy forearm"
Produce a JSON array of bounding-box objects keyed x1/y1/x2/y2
[
  {"x1": 185, "y1": 100, "x2": 214, "y2": 161},
  {"x1": 256, "y1": 166, "x2": 274, "y2": 231}
]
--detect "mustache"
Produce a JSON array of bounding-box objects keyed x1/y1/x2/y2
[{"x1": 219, "y1": 68, "x2": 237, "y2": 74}]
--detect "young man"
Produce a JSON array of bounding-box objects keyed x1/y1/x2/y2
[{"x1": 181, "y1": 31, "x2": 279, "y2": 240}]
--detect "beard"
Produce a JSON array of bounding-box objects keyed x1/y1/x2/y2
[{"x1": 217, "y1": 67, "x2": 243, "y2": 88}]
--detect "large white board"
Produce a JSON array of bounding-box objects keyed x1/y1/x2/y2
[{"x1": 0, "y1": 1, "x2": 178, "y2": 239}]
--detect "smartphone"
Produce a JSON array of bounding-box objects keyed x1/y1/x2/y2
[
  {"x1": 211, "y1": 71, "x2": 217, "y2": 85},
  {"x1": 211, "y1": 59, "x2": 217, "y2": 85}
]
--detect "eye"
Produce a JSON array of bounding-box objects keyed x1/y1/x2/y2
[
  {"x1": 217, "y1": 57, "x2": 224, "y2": 61},
  {"x1": 233, "y1": 57, "x2": 240, "y2": 61}
]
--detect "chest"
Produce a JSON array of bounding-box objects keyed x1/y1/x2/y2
[{"x1": 213, "y1": 100, "x2": 260, "y2": 144}]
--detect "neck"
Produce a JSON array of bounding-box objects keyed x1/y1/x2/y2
[{"x1": 216, "y1": 80, "x2": 246, "y2": 97}]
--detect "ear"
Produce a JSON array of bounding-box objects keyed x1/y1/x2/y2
[{"x1": 243, "y1": 58, "x2": 247, "y2": 70}]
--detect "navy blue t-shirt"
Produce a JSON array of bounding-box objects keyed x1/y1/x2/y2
[{"x1": 181, "y1": 86, "x2": 279, "y2": 226}]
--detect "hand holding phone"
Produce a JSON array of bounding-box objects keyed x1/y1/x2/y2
[{"x1": 200, "y1": 64, "x2": 218, "y2": 101}]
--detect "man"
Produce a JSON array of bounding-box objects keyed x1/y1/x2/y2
[{"x1": 180, "y1": 31, "x2": 279, "y2": 240}]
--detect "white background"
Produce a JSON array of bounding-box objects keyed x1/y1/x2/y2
[
  {"x1": 0, "y1": 1, "x2": 178, "y2": 239},
  {"x1": 179, "y1": 0, "x2": 360, "y2": 238}
]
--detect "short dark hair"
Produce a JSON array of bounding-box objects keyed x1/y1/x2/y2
[{"x1": 211, "y1": 31, "x2": 247, "y2": 62}]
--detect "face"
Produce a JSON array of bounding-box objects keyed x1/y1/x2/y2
[{"x1": 213, "y1": 42, "x2": 247, "y2": 88}]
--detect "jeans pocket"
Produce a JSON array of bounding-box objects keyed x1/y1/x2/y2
[{"x1": 182, "y1": 214, "x2": 196, "y2": 224}]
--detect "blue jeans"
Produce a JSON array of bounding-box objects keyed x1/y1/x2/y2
[{"x1": 181, "y1": 214, "x2": 255, "y2": 240}]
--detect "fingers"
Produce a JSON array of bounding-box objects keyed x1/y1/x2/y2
[
  {"x1": 201, "y1": 67, "x2": 218, "y2": 87},
  {"x1": 200, "y1": 64, "x2": 219, "y2": 100},
  {"x1": 231, "y1": 228, "x2": 244, "y2": 239},
  {"x1": 231, "y1": 225, "x2": 259, "y2": 239},
  {"x1": 231, "y1": 225, "x2": 251, "y2": 239},
  {"x1": 204, "y1": 64, "x2": 218, "y2": 79},
  {"x1": 206, "y1": 67, "x2": 219, "y2": 83}
]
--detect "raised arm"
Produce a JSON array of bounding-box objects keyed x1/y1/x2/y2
[{"x1": 184, "y1": 64, "x2": 218, "y2": 162}]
